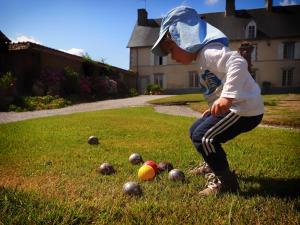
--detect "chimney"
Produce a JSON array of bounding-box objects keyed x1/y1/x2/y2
[
  {"x1": 265, "y1": 0, "x2": 273, "y2": 12},
  {"x1": 225, "y1": 0, "x2": 235, "y2": 16},
  {"x1": 137, "y1": 9, "x2": 148, "y2": 26}
]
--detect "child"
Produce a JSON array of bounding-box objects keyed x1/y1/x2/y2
[{"x1": 152, "y1": 6, "x2": 264, "y2": 196}]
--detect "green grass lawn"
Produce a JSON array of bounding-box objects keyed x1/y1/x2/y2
[
  {"x1": 149, "y1": 93, "x2": 300, "y2": 128},
  {"x1": 0, "y1": 107, "x2": 299, "y2": 224}
]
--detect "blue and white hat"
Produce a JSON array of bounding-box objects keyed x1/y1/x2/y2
[{"x1": 151, "y1": 6, "x2": 229, "y2": 56}]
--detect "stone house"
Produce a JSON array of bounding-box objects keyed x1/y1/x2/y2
[
  {"x1": 127, "y1": 0, "x2": 300, "y2": 94},
  {"x1": 0, "y1": 31, "x2": 136, "y2": 96}
]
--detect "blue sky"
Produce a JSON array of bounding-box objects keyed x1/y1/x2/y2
[{"x1": 1, "y1": 0, "x2": 299, "y2": 70}]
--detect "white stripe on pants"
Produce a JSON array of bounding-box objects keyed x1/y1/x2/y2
[{"x1": 202, "y1": 112, "x2": 241, "y2": 155}]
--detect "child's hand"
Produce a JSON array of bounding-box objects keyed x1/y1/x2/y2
[
  {"x1": 201, "y1": 109, "x2": 211, "y2": 117},
  {"x1": 211, "y1": 97, "x2": 233, "y2": 116}
]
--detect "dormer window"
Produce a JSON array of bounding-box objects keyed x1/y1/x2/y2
[
  {"x1": 246, "y1": 21, "x2": 257, "y2": 39},
  {"x1": 151, "y1": 52, "x2": 167, "y2": 66},
  {"x1": 154, "y1": 55, "x2": 163, "y2": 65}
]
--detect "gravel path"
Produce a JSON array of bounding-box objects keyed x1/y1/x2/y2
[
  {"x1": 0, "y1": 96, "x2": 297, "y2": 130},
  {"x1": 0, "y1": 95, "x2": 198, "y2": 124},
  {"x1": 153, "y1": 105, "x2": 201, "y2": 118}
]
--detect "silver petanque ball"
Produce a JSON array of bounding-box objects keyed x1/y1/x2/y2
[
  {"x1": 168, "y1": 169, "x2": 185, "y2": 181},
  {"x1": 88, "y1": 136, "x2": 99, "y2": 145},
  {"x1": 129, "y1": 153, "x2": 143, "y2": 165},
  {"x1": 123, "y1": 181, "x2": 142, "y2": 196},
  {"x1": 98, "y1": 163, "x2": 115, "y2": 175},
  {"x1": 157, "y1": 161, "x2": 174, "y2": 173}
]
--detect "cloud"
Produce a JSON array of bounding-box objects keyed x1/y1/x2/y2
[
  {"x1": 279, "y1": 0, "x2": 296, "y2": 5},
  {"x1": 59, "y1": 48, "x2": 86, "y2": 57},
  {"x1": 13, "y1": 35, "x2": 42, "y2": 44},
  {"x1": 204, "y1": 0, "x2": 219, "y2": 6}
]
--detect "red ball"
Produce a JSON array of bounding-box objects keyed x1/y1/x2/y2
[{"x1": 143, "y1": 160, "x2": 158, "y2": 174}]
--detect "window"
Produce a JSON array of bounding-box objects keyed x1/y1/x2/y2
[
  {"x1": 248, "y1": 26, "x2": 256, "y2": 39},
  {"x1": 189, "y1": 71, "x2": 199, "y2": 88},
  {"x1": 151, "y1": 52, "x2": 167, "y2": 66},
  {"x1": 282, "y1": 69, "x2": 293, "y2": 86},
  {"x1": 246, "y1": 21, "x2": 257, "y2": 39},
  {"x1": 130, "y1": 50, "x2": 134, "y2": 69},
  {"x1": 283, "y1": 42, "x2": 295, "y2": 59},
  {"x1": 154, "y1": 73, "x2": 164, "y2": 88},
  {"x1": 154, "y1": 55, "x2": 163, "y2": 66}
]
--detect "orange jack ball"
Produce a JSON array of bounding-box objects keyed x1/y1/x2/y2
[{"x1": 138, "y1": 165, "x2": 156, "y2": 181}]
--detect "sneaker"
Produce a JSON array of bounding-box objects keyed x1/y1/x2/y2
[
  {"x1": 199, "y1": 173, "x2": 221, "y2": 195},
  {"x1": 188, "y1": 162, "x2": 212, "y2": 175},
  {"x1": 199, "y1": 170, "x2": 239, "y2": 196}
]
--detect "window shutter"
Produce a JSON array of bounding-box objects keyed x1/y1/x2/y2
[
  {"x1": 295, "y1": 42, "x2": 300, "y2": 59},
  {"x1": 150, "y1": 52, "x2": 154, "y2": 66},
  {"x1": 278, "y1": 43, "x2": 284, "y2": 60},
  {"x1": 189, "y1": 72, "x2": 193, "y2": 87},
  {"x1": 163, "y1": 56, "x2": 167, "y2": 65}
]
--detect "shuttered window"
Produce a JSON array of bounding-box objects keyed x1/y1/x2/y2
[
  {"x1": 283, "y1": 42, "x2": 295, "y2": 59},
  {"x1": 154, "y1": 55, "x2": 165, "y2": 66},
  {"x1": 248, "y1": 26, "x2": 256, "y2": 39},
  {"x1": 154, "y1": 73, "x2": 164, "y2": 88},
  {"x1": 189, "y1": 71, "x2": 199, "y2": 88},
  {"x1": 282, "y1": 69, "x2": 293, "y2": 86}
]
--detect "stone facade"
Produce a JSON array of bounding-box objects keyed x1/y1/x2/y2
[
  {"x1": 128, "y1": 2, "x2": 300, "y2": 94},
  {"x1": 0, "y1": 38, "x2": 136, "y2": 95}
]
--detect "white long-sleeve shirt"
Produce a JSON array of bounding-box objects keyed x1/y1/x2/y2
[{"x1": 197, "y1": 43, "x2": 264, "y2": 116}]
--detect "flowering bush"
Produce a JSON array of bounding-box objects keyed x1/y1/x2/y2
[
  {"x1": 108, "y1": 79, "x2": 118, "y2": 95},
  {"x1": 90, "y1": 76, "x2": 110, "y2": 99},
  {"x1": 79, "y1": 77, "x2": 92, "y2": 98},
  {"x1": 63, "y1": 67, "x2": 80, "y2": 95},
  {"x1": 8, "y1": 95, "x2": 71, "y2": 111},
  {"x1": 39, "y1": 69, "x2": 65, "y2": 95},
  {"x1": 0, "y1": 72, "x2": 16, "y2": 97},
  {"x1": 111, "y1": 78, "x2": 128, "y2": 97}
]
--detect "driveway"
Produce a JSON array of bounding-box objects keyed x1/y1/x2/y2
[{"x1": 0, "y1": 95, "x2": 202, "y2": 124}]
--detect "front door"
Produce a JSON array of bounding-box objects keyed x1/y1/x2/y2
[{"x1": 139, "y1": 76, "x2": 150, "y2": 94}]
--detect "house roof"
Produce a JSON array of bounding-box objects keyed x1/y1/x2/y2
[
  {"x1": 9, "y1": 41, "x2": 84, "y2": 61},
  {"x1": 127, "y1": 24, "x2": 160, "y2": 48},
  {"x1": 0, "y1": 30, "x2": 11, "y2": 43},
  {"x1": 8, "y1": 41, "x2": 134, "y2": 75},
  {"x1": 127, "y1": 5, "x2": 300, "y2": 48}
]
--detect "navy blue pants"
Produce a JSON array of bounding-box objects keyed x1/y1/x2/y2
[{"x1": 189, "y1": 111, "x2": 263, "y2": 172}]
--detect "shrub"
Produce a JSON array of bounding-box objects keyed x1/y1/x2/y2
[
  {"x1": 82, "y1": 54, "x2": 97, "y2": 76},
  {"x1": 0, "y1": 72, "x2": 16, "y2": 97},
  {"x1": 114, "y1": 78, "x2": 128, "y2": 97},
  {"x1": 63, "y1": 67, "x2": 80, "y2": 95},
  {"x1": 39, "y1": 69, "x2": 65, "y2": 96},
  {"x1": 129, "y1": 88, "x2": 139, "y2": 97},
  {"x1": 8, "y1": 104, "x2": 23, "y2": 112},
  {"x1": 107, "y1": 79, "x2": 118, "y2": 95},
  {"x1": 90, "y1": 76, "x2": 110, "y2": 99},
  {"x1": 145, "y1": 84, "x2": 162, "y2": 95},
  {"x1": 79, "y1": 77, "x2": 92, "y2": 98},
  {"x1": 9, "y1": 95, "x2": 71, "y2": 111},
  {"x1": 0, "y1": 72, "x2": 17, "y2": 110}
]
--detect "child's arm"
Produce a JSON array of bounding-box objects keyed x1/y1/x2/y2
[{"x1": 200, "y1": 44, "x2": 250, "y2": 116}]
